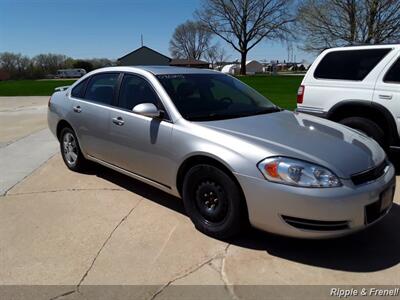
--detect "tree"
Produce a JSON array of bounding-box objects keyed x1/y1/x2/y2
[
  {"x1": 297, "y1": 0, "x2": 400, "y2": 52},
  {"x1": 73, "y1": 60, "x2": 94, "y2": 72},
  {"x1": 204, "y1": 44, "x2": 229, "y2": 68},
  {"x1": 33, "y1": 53, "x2": 70, "y2": 75},
  {"x1": 197, "y1": 0, "x2": 294, "y2": 74},
  {"x1": 0, "y1": 52, "x2": 31, "y2": 79},
  {"x1": 169, "y1": 20, "x2": 213, "y2": 60}
]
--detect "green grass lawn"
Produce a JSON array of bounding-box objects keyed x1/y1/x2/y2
[
  {"x1": 0, "y1": 75, "x2": 302, "y2": 110},
  {"x1": 238, "y1": 75, "x2": 303, "y2": 110},
  {"x1": 0, "y1": 80, "x2": 76, "y2": 96}
]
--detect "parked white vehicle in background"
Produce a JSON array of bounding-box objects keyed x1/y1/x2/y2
[
  {"x1": 57, "y1": 68, "x2": 86, "y2": 78},
  {"x1": 296, "y1": 44, "x2": 400, "y2": 152}
]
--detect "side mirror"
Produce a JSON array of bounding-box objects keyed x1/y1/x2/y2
[{"x1": 132, "y1": 103, "x2": 163, "y2": 118}]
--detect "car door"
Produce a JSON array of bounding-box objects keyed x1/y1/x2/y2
[
  {"x1": 107, "y1": 73, "x2": 174, "y2": 187},
  {"x1": 68, "y1": 72, "x2": 120, "y2": 161},
  {"x1": 373, "y1": 54, "x2": 400, "y2": 138}
]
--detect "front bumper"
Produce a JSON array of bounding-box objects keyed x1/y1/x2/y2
[{"x1": 235, "y1": 163, "x2": 396, "y2": 238}]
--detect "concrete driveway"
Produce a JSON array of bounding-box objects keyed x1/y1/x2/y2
[{"x1": 0, "y1": 97, "x2": 399, "y2": 300}]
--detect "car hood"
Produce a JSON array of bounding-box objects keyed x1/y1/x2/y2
[{"x1": 199, "y1": 110, "x2": 385, "y2": 178}]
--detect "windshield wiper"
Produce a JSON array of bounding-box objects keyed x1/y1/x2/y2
[
  {"x1": 186, "y1": 107, "x2": 282, "y2": 121},
  {"x1": 187, "y1": 113, "x2": 246, "y2": 121},
  {"x1": 250, "y1": 106, "x2": 282, "y2": 116}
]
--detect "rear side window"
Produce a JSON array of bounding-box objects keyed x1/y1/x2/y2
[
  {"x1": 384, "y1": 58, "x2": 400, "y2": 83},
  {"x1": 314, "y1": 49, "x2": 391, "y2": 81},
  {"x1": 117, "y1": 74, "x2": 159, "y2": 110},
  {"x1": 71, "y1": 78, "x2": 88, "y2": 98},
  {"x1": 84, "y1": 73, "x2": 119, "y2": 105}
]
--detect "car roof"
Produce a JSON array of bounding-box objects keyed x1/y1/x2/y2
[
  {"x1": 93, "y1": 65, "x2": 219, "y2": 75},
  {"x1": 324, "y1": 44, "x2": 400, "y2": 52}
]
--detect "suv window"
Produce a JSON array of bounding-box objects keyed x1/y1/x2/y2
[
  {"x1": 384, "y1": 58, "x2": 400, "y2": 83},
  {"x1": 314, "y1": 49, "x2": 391, "y2": 81},
  {"x1": 71, "y1": 78, "x2": 88, "y2": 98},
  {"x1": 118, "y1": 74, "x2": 159, "y2": 110},
  {"x1": 84, "y1": 73, "x2": 119, "y2": 105}
]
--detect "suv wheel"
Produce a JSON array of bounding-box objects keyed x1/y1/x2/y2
[
  {"x1": 60, "y1": 127, "x2": 87, "y2": 171},
  {"x1": 182, "y1": 164, "x2": 246, "y2": 239},
  {"x1": 339, "y1": 117, "x2": 386, "y2": 149}
]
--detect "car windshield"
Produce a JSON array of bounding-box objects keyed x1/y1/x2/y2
[{"x1": 156, "y1": 73, "x2": 279, "y2": 121}]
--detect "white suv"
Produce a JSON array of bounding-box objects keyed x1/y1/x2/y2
[{"x1": 297, "y1": 44, "x2": 400, "y2": 151}]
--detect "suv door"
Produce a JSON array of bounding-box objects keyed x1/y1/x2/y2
[
  {"x1": 107, "y1": 73, "x2": 174, "y2": 188},
  {"x1": 68, "y1": 72, "x2": 120, "y2": 161},
  {"x1": 373, "y1": 54, "x2": 400, "y2": 138}
]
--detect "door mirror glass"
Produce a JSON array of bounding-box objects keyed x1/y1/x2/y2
[{"x1": 132, "y1": 103, "x2": 161, "y2": 118}]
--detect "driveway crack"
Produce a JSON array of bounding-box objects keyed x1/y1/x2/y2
[
  {"x1": 48, "y1": 290, "x2": 76, "y2": 300},
  {"x1": 220, "y1": 244, "x2": 239, "y2": 300},
  {"x1": 150, "y1": 243, "x2": 232, "y2": 300},
  {"x1": 76, "y1": 199, "x2": 142, "y2": 290}
]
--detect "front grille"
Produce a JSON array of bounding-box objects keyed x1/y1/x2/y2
[
  {"x1": 282, "y1": 215, "x2": 349, "y2": 231},
  {"x1": 351, "y1": 160, "x2": 388, "y2": 186}
]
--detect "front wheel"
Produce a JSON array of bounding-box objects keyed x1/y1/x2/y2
[
  {"x1": 60, "y1": 127, "x2": 87, "y2": 172},
  {"x1": 182, "y1": 164, "x2": 246, "y2": 239}
]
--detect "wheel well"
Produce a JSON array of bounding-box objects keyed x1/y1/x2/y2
[
  {"x1": 176, "y1": 155, "x2": 249, "y2": 221},
  {"x1": 56, "y1": 120, "x2": 72, "y2": 141},
  {"x1": 328, "y1": 103, "x2": 396, "y2": 145}
]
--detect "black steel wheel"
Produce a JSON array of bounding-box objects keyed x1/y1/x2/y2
[{"x1": 182, "y1": 164, "x2": 246, "y2": 239}]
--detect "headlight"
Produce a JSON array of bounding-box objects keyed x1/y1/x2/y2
[{"x1": 257, "y1": 157, "x2": 341, "y2": 188}]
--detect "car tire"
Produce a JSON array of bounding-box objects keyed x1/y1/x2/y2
[
  {"x1": 60, "y1": 127, "x2": 87, "y2": 172},
  {"x1": 339, "y1": 117, "x2": 386, "y2": 149},
  {"x1": 182, "y1": 164, "x2": 246, "y2": 239}
]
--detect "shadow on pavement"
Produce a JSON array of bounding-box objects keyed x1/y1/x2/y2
[
  {"x1": 86, "y1": 163, "x2": 186, "y2": 215},
  {"x1": 231, "y1": 204, "x2": 400, "y2": 273},
  {"x1": 86, "y1": 162, "x2": 399, "y2": 273}
]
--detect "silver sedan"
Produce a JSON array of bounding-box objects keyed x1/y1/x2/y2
[{"x1": 48, "y1": 66, "x2": 396, "y2": 239}]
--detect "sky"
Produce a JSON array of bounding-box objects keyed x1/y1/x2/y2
[{"x1": 0, "y1": 0, "x2": 315, "y2": 63}]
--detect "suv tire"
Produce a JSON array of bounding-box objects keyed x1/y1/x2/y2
[{"x1": 339, "y1": 117, "x2": 386, "y2": 149}]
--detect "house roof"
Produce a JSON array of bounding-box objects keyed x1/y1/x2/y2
[
  {"x1": 170, "y1": 58, "x2": 209, "y2": 65},
  {"x1": 117, "y1": 46, "x2": 171, "y2": 61}
]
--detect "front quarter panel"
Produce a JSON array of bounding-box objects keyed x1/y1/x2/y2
[{"x1": 169, "y1": 119, "x2": 270, "y2": 191}]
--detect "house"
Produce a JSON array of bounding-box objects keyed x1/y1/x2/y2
[
  {"x1": 221, "y1": 61, "x2": 263, "y2": 75},
  {"x1": 245, "y1": 60, "x2": 263, "y2": 74},
  {"x1": 118, "y1": 46, "x2": 210, "y2": 68},
  {"x1": 221, "y1": 64, "x2": 240, "y2": 75},
  {"x1": 118, "y1": 46, "x2": 171, "y2": 66},
  {"x1": 170, "y1": 58, "x2": 209, "y2": 68}
]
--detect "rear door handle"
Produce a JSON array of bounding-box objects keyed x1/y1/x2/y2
[
  {"x1": 112, "y1": 117, "x2": 124, "y2": 126},
  {"x1": 379, "y1": 94, "x2": 393, "y2": 100},
  {"x1": 73, "y1": 105, "x2": 82, "y2": 113}
]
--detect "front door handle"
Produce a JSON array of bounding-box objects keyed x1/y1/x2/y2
[
  {"x1": 379, "y1": 94, "x2": 393, "y2": 100},
  {"x1": 73, "y1": 105, "x2": 82, "y2": 113},
  {"x1": 112, "y1": 117, "x2": 124, "y2": 126}
]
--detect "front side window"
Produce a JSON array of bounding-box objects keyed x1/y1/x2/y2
[
  {"x1": 84, "y1": 73, "x2": 119, "y2": 105},
  {"x1": 71, "y1": 78, "x2": 88, "y2": 98},
  {"x1": 156, "y1": 73, "x2": 278, "y2": 121},
  {"x1": 117, "y1": 74, "x2": 159, "y2": 110},
  {"x1": 314, "y1": 49, "x2": 391, "y2": 81},
  {"x1": 384, "y1": 58, "x2": 400, "y2": 84}
]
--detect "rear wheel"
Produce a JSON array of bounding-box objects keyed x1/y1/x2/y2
[
  {"x1": 60, "y1": 127, "x2": 87, "y2": 172},
  {"x1": 182, "y1": 164, "x2": 246, "y2": 239},
  {"x1": 339, "y1": 117, "x2": 386, "y2": 149}
]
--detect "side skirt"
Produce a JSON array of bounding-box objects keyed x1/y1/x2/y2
[{"x1": 86, "y1": 155, "x2": 180, "y2": 197}]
